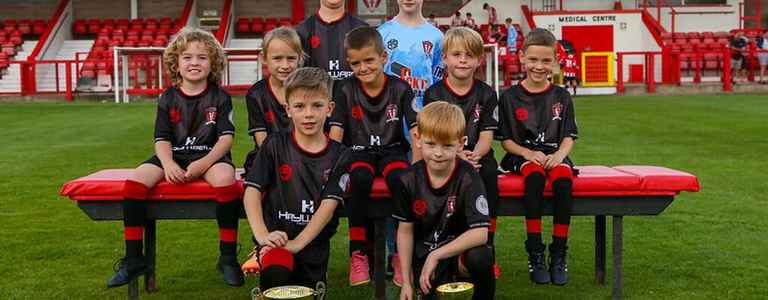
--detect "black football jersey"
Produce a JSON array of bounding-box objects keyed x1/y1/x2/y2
[
  {"x1": 296, "y1": 13, "x2": 368, "y2": 80},
  {"x1": 393, "y1": 160, "x2": 491, "y2": 259},
  {"x1": 244, "y1": 132, "x2": 351, "y2": 242},
  {"x1": 154, "y1": 84, "x2": 235, "y2": 155},
  {"x1": 496, "y1": 84, "x2": 578, "y2": 154},
  {"x1": 329, "y1": 74, "x2": 417, "y2": 152},
  {"x1": 245, "y1": 79, "x2": 291, "y2": 139},
  {"x1": 423, "y1": 79, "x2": 499, "y2": 149}
]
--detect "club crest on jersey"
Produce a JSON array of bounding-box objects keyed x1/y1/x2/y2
[
  {"x1": 422, "y1": 41, "x2": 433, "y2": 57},
  {"x1": 310, "y1": 35, "x2": 321, "y2": 48},
  {"x1": 446, "y1": 196, "x2": 456, "y2": 215},
  {"x1": 279, "y1": 164, "x2": 292, "y2": 181},
  {"x1": 169, "y1": 107, "x2": 181, "y2": 124},
  {"x1": 515, "y1": 107, "x2": 529, "y2": 121},
  {"x1": 385, "y1": 104, "x2": 399, "y2": 123},
  {"x1": 551, "y1": 103, "x2": 563, "y2": 121},
  {"x1": 362, "y1": 0, "x2": 383, "y2": 13},
  {"x1": 472, "y1": 104, "x2": 481, "y2": 123},
  {"x1": 205, "y1": 107, "x2": 217, "y2": 125},
  {"x1": 413, "y1": 199, "x2": 427, "y2": 217},
  {"x1": 264, "y1": 110, "x2": 275, "y2": 124},
  {"x1": 387, "y1": 39, "x2": 398, "y2": 50}
]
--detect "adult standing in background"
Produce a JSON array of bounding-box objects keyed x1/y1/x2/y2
[
  {"x1": 483, "y1": 3, "x2": 498, "y2": 25},
  {"x1": 450, "y1": 11, "x2": 464, "y2": 27},
  {"x1": 296, "y1": 0, "x2": 368, "y2": 80}
]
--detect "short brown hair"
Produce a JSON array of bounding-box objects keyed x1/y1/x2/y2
[
  {"x1": 344, "y1": 26, "x2": 385, "y2": 54},
  {"x1": 417, "y1": 101, "x2": 465, "y2": 144},
  {"x1": 262, "y1": 26, "x2": 306, "y2": 67},
  {"x1": 442, "y1": 27, "x2": 484, "y2": 58},
  {"x1": 283, "y1": 67, "x2": 332, "y2": 103},
  {"x1": 163, "y1": 27, "x2": 225, "y2": 84},
  {"x1": 523, "y1": 28, "x2": 557, "y2": 53}
]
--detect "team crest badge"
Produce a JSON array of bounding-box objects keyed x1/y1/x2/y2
[
  {"x1": 385, "y1": 104, "x2": 399, "y2": 123},
  {"x1": 279, "y1": 164, "x2": 292, "y2": 181},
  {"x1": 413, "y1": 199, "x2": 427, "y2": 217},
  {"x1": 422, "y1": 41, "x2": 433, "y2": 57},
  {"x1": 362, "y1": 0, "x2": 383, "y2": 13},
  {"x1": 205, "y1": 107, "x2": 217, "y2": 125},
  {"x1": 446, "y1": 196, "x2": 456, "y2": 215},
  {"x1": 551, "y1": 103, "x2": 563, "y2": 121},
  {"x1": 351, "y1": 105, "x2": 364, "y2": 120},
  {"x1": 472, "y1": 104, "x2": 481, "y2": 123},
  {"x1": 387, "y1": 39, "x2": 398, "y2": 50},
  {"x1": 310, "y1": 35, "x2": 321, "y2": 48},
  {"x1": 169, "y1": 107, "x2": 181, "y2": 124}
]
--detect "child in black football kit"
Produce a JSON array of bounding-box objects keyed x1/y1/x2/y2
[
  {"x1": 498, "y1": 28, "x2": 578, "y2": 286},
  {"x1": 108, "y1": 28, "x2": 243, "y2": 288},
  {"x1": 394, "y1": 101, "x2": 495, "y2": 300},
  {"x1": 241, "y1": 67, "x2": 351, "y2": 292},
  {"x1": 244, "y1": 27, "x2": 305, "y2": 175},
  {"x1": 421, "y1": 27, "x2": 501, "y2": 277},
  {"x1": 328, "y1": 26, "x2": 418, "y2": 286}
]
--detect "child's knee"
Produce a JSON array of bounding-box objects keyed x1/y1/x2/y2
[
  {"x1": 206, "y1": 163, "x2": 236, "y2": 186},
  {"x1": 463, "y1": 246, "x2": 494, "y2": 273}
]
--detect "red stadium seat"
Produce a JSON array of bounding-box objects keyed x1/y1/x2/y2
[
  {"x1": 701, "y1": 31, "x2": 714, "y2": 39},
  {"x1": 160, "y1": 17, "x2": 173, "y2": 25},
  {"x1": 251, "y1": 18, "x2": 264, "y2": 34},
  {"x1": 703, "y1": 52, "x2": 721, "y2": 71},
  {"x1": 686, "y1": 32, "x2": 700, "y2": 41}
]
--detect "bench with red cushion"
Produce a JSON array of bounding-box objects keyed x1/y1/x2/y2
[{"x1": 60, "y1": 165, "x2": 699, "y2": 299}]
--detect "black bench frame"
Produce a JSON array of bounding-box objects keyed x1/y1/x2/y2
[{"x1": 76, "y1": 195, "x2": 674, "y2": 300}]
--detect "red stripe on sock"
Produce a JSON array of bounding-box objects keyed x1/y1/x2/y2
[
  {"x1": 553, "y1": 224, "x2": 570, "y2": 238},
  {"x1": 489, "y1": 218, "x2": 497, "y2": 233},
  {"x1": 124, "y1": 226, "x2": 144, "y2": 240},
  {"x1": 123, "y1": 180, "x2": 149, "y2": 200},
  {"x1": 350, "y1": 227, "x2": 366, "y2": 241},
  {"x1": 382, "y1": 161, "x2": 408, "y2": 178},
  {"x1": 548, "y1": 164, "x2": 573, "y2": 181},
  {"x1": 521, "y1": 162, "x2": 545, "y2": 178},
  {"x1": 526, "y1": 219, "x2": 542, "y2": 234},
  {"x1": 215, "y1": 184, "x2": 241, "y2": 203},
  {"x1": 261, "y1": 247, "x2": 294, "y2": 271},
  {"x1": 219, "y1": 228, "x2": 237, "y2": 242},
  {"x1": 350, "y1": 161, "x2": 375, "y2": 175}
]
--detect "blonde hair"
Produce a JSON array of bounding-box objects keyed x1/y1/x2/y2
[
  {"x1": 283, "y1": 67, "x2": 332, "y2": 103},
  {"x1": 442, "y1": 27, "x2": 484, "y2": 58},
  {"x1": 163, "y1": 27, "x2": 225, "y2": 84},
  {"x1": 262, "y1": 26, "x2": 306, "y2": 67},
  {"x1": 417, "y1": 101, "x2": 466, "y2": 144}
]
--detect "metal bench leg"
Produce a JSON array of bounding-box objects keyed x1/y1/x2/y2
[
  {"x1": 144, "y1": 220, "x2": 157, "y2": 292},
  {"x1": 612, "y1": 216, "x2": 623, "y2": 300},
  {"x1": 374, "y1": 218, "x2": 386, "y2": 300},
  {"x1": 128, "y1": 278, "x2": 139, "y2": 300},
  {"x1": 595, "y1": 215, "x2": 606, "y2": 285}
]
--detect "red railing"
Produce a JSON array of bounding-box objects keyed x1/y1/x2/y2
[
  {"x1": 215, "y1": 0, "x2": 234, "y2": 43},
  {"x1": 179, "y1": 0, "x2": 195, "y2": 28},
  {"x1": 3, "y1": 60, "x2": 78, "y2": 101},
  {"x1": 520, "y1": 5, "x2": 537, "y2": 29}
]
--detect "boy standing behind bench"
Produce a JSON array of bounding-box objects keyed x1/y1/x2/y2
[
  {"x1": 109, "y1": 28, "x2": 243, "y2": 288},
  {"x1": 328, "y1": 26, "x2": 417, "y2": 286},
  {"x1": 497, "y1": 28, "x2": 578, "y2": 286},
  {"x1": 241, "y1": 67, "x2": 351, "y2": 292}
]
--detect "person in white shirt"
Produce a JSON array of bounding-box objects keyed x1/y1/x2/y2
[
  {"x1": 450, "y1": 11, "x2": 464, "y2": 27},
  {"x1": 757, "y1": 31, "x2": 768, "y2": 84}
]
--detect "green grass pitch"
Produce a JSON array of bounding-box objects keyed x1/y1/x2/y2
[{"x1": 0, "y1": 94, "x2": 766, "y2": 299}]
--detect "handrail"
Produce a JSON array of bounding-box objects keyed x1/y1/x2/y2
[
  {"x1": 521, "y1": 5, "x2": 537, "y2": 29},
  {"x1": 28, "y1": 0, "x2": 70, "y2": 62},
  {"x1": 215, "y1": 0, "x2": 233, "y2": 43},
  {"x1": 178, "y1": 0, "x2": 195, "y2": 27}
]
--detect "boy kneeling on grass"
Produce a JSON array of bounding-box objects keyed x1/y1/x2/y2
[
  {"x1": 394, "y1": 101, "x2": 495, "y2": 300},
  {"x1": 109, "y1": 27, "x2": 243, "y2": 288},
  {"x1": 241, "y1": 67, "x2": 352, "y2": 293}
]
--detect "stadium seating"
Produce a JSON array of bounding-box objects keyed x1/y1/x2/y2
[{"x1": 235, "y1": 16, "x2": 294, "y2": 37}]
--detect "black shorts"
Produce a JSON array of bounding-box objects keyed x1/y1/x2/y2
[
  {"x1": 500, "y1": 153, "x2": 576, "y2": 175},
  {"x1": 411, "y1": 247, "x2": 490, "y2": 300},
  {"x1": 348, "y1": 149, "x2": 408, "y2": 177},
  {"x1": 143, "y1": 152, "x2": 234, "y2": 169}
]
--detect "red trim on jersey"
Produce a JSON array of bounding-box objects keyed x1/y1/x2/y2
[
  {"x1": 382, "y1": 161, "x2": 408, "y2": 178},
  {"x1": 290, "y1": 130, "x2": 330, "y2": 158},
  {"x1": 519, "y1": 81, "x2": 554, "y2": 96},
  {"x1": 349, "y1": 227, "x2": 366, "y2": 241},
  {"x1": 489, "y1": 218, "x2": 497, "y2": 233},
  {"x1": 176, "y1": 83, "x2": 210, "y2": 98},
  {"x1": 525, "y1": 219, "x2": 542, "y2": 234},
  {"x1": 553, "y1": 224, "x2": 570, "y2": 238},
  {"x1": 444, "y1": 78, "x2": 475, "y2": 98},
  {"x1": 549, "y1": 164, "x2": 573, "y2": 181},
  {"x1": 214, "y1": 184, "x2": 241, "y2": 203},
  {"x1": 423, "y1": 159, "x2": 461, "y2": 191},
  {"x1": 359, "y1": 74, "x2": 388, "y2": 99},
  {"x1": 124, "y1": 226, "x2": 144, "y2": 241},
  {"x1": 521, "y1": 162, "x2": 545, "y2": 178},
  {"x1": 350, "y1": 161, "x2": 375, "y2": 175},
  {"x1": 219, "y1": 228, "x2": 238, "y2": 242},
  {"x1": 261, "y1": 247, "x2": 295, "y2": 271},
  {"x1": 316, "y1": 11, "x2": 346, "y2": 25},
  {"x1": 123, "y1": 180, "x2": 150, "y2": 200}
]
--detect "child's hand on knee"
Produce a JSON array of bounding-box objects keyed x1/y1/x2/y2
[
  {"x1": 523, "y1": 150, "x2": 547, "y2": 166},
  {"x1": 163, "y1": 162, "x2": 186, "y2": 184},
  {"x1": 184, "y1": 160, "x2": 209, "y2": 181}
]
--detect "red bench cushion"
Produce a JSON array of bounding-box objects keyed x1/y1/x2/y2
[{"x1": 60, "y1": 166, "x2": 700, "y2": 201}]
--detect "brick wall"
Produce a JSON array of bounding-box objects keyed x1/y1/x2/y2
[
  {"x1": 236, "y1": 0, "x2": 292, "y2": 18},
  {"x1": 0, "y1": 0, "x2": 59, "y2": 20},
  {"x1": 139, "y1": 0, "x2": 185, "y2": 19},
  {"x1": 73, "y1": 0, "x2": 131, "y2": 20}
]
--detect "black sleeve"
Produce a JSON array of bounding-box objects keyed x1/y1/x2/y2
[
  {"x1": 154, "y1": 95, "x2": 172, "y2": 142},
  {"x1": 295, "y1": 20, "x2": 311, "y2": 59},
  {"x1": 562, "y1": 93, "x2": 578, "y2": 141},
  {"x1": 462, "y1": 170, "x2": 491, "y2": 228},
  {"x1": 495, "y1": 90, "x2": 514, "y2": 141},
  {"x1": 246, "y1": 90, "x2": 267, "y2": 136},
  {"x1": 392, "y1": 175, "x2": 415, "y2": 222},
  {"x1": 243, "y1": 136, "x2": 276, "y2": 191},
  {"x1": 329, "y1": 82, "x2": 347, "y2": 129},
  {"x1": 480, "y1": 87, "x2": 499, "y2": 132},
  {"x1": 217, "y1": 93, "x2": 235, "y2": 136},
  {"x1": 319, "y1": 148, "x2": 352, "y2": 203},
  {"x1": 402, "y1": 84, "x2": 418, "y2": 129}
]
